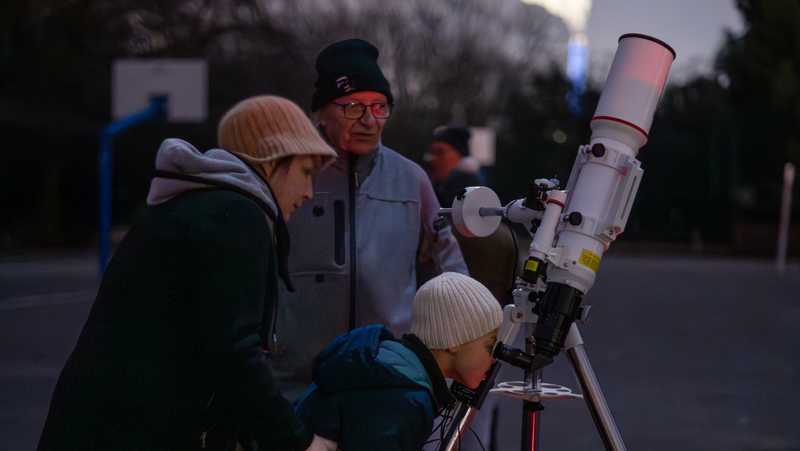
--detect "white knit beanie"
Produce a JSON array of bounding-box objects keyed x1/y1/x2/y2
[{"x1": 410, "y1": 272, "x2": 503, "y2": 350}]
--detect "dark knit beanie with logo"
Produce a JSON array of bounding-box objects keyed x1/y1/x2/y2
[
  {"x1": 311, "y1": 38, "x2": 394, "y2": 112},
  {"x1": 433, "y1": 126, "x2": 472, "y2": 157}
]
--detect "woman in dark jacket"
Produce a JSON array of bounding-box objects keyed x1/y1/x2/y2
[{"x1": 37, "y1": 96, "x2": 337, "y2": 451}]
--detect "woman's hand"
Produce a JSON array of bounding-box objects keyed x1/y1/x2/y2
[{"x1": 305, "y1": 434, "x2": 338, "y2": 451}]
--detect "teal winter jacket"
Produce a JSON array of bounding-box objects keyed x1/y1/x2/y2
[{"x1": 294, "y1": 325, "x2": 455, "y2": 451}]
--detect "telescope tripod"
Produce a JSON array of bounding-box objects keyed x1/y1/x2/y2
[{"x1": 439, "y1": 322, "x2": 626, "y2": 451}]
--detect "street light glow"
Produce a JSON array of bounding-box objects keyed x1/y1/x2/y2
[{"x1": 521, "y1": 0, "x2": 592, "y2": 34}]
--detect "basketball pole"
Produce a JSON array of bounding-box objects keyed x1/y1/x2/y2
[{"x1": 98, "y1": 96, "x2": 167, "y2": 275}]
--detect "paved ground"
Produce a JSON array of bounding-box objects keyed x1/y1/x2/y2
[{"x1": 1, "y1": 251, "x2": 798, "y2": 450}]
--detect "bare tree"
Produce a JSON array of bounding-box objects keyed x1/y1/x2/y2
[{"x1": 269, "y1": 0, "x2": 567, "y2": 155}]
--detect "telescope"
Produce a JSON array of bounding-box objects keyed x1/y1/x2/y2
[{"x1": 437, "y1": 34, "x2": 675, "y2": 451}]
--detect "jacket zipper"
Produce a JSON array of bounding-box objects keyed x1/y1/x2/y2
[{"x1": 348, "y1": 154, "x2": 359, "y2": 331}]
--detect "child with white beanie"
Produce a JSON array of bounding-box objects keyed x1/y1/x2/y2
[{"x1": 294, "y1": 272, "x2": 503, "y2": 451}]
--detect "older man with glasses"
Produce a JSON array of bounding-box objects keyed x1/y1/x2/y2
[{"x1": 270, "y1": 38, "x2": 469, "y2": 399}]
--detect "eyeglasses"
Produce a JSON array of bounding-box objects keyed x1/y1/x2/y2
[{"x1": 332, "y1": 101, "x2": 392, "y2": 120}]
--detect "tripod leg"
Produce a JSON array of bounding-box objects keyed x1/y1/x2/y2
[
  {"x1": 522, "y1": 401, "x2": 543, "y2": 451},
  {"x1": 439, "y1": 404, "x2": 477, "y2": 451},
  {"x1": 564, "y1": 324, "x2": 627, "y2": 451},
  {"x1": 521, "y1": 332, "x2": 543, "y2": 451}
]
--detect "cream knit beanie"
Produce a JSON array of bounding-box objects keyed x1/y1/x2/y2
[
  {"x1": 410, "y1": 272, "x2": 503, "y2": 350},
  {"x1": 218, "y1": 95, "x2": 337, "y2": 167}
]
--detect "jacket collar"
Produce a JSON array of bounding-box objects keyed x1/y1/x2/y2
[
  {"x1": 331, "y1": 143, "x2": 381, "y2": 181},
  {"x1": 401, "y1": 333, "x2": 456, "y2": 411}
]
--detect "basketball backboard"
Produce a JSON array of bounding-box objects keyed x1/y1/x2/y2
[{"x1": 112, "y1": 59, "x2": 207, "y2": 122}]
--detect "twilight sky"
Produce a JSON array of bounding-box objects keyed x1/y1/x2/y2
[{"x1": 584, "y1": 0, "x2": 744, "y2": 83}]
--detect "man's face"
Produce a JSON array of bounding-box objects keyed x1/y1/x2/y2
[
  {"x1": 317, "y1": 91, "x2": 388, "y2": 155},
  {"x1": 427, "y1": 141, "x2": 462, "y2": 182},
  {"x1": 451, "y1": 328, "x2": 498, "y2": 389},
  {"x1": 266, "y1": 156, "x2": 318, "y2": 221}
]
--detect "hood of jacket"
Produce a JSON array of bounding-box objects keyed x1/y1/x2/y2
[
  {"x1": 311, "y1": 325, "x2": 432, "y2": 394},
  {"x1": 146, "y1": 138, "x2": 297, "y2": 292},
  {"x1": 147, "y1": 138, "x2": 278, "y2": 214}
]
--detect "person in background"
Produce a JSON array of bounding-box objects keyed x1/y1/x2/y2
[
  {"x1": 425, "y1": 124, "x2": 532, "y2": 451},
  {"x1": 272, "y1": 38, "x2": 469, "y2": 398},
  {"x1": 425, "y1": 125, "x2": 483, "y2": 208},
  {"x1": 294, "y1": 272, "x2": 502, "y2": 451},
  {"x1": 38, "y1": 96, "x2": 338, "y2": 451}
]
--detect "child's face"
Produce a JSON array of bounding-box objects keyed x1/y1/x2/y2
[{"x1": 451, "y1": 328, "x2": 499, "y2": 389}]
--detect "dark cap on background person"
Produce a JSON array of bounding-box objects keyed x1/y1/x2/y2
[
  {"x1": 311, "y1": 38, "x2": 394, "y2": 112},
  {"x1": 432, "y1": 126, "x2": 472, "y2": 157}
]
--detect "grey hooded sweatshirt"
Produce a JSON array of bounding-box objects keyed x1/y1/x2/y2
[
  {"x1": 272, "y1": 143, "x2": 468, "y2": 394},
  {"x1": 148, "y1": 138, "x2": 278, "y2": 210}
]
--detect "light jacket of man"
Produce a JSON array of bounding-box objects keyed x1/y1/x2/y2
[{"x1": 271, "y1": 142, "x2": 468, "y2": 392}]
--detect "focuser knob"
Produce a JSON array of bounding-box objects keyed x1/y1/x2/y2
[
  {"x1": 567, "y1": 211, "x2": 583, "y2": 226},
  {"x1": 591, "y1": 143, "x2": 606, "y2": 158}
]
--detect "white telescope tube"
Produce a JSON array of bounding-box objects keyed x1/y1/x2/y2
[
  {"x1": 549, "y1": 34, "x2": 675, "y2": 293},
  {"x1": 592, "y1": 33, "x2": 675, "y2": 149}
]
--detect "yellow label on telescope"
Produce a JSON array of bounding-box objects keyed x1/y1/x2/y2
[
  {"x1": 579, "y1": 249, "x2": 602, "y2": 272},
  {"x1": 525, "y1": 259, "x2": 540, "y2": 273}
]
